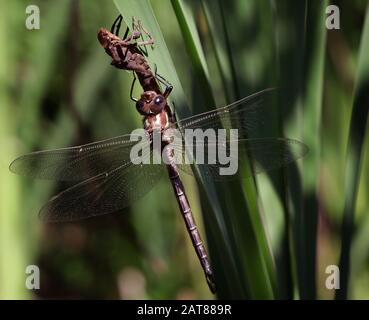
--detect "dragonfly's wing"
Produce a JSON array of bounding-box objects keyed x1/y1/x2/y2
[
  {"x1": 172, "y1": 138, "x2": 308, "y2": 181},
  {"x1": 172, "y1": 88, "x2": 308, "y2": 180},
  {"x1": 9, "y1": 134, "x2": 145, "y2": 181},
  {"x1": 176, "y1": 88, "x2": 280, "y2": 139},
  {"x1": 39, "y1": 152, "x2": 166, "y2": 222}
]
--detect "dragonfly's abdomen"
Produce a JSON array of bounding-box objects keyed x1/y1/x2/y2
[{"x1": 163, "y1": 146, "x2": 216, "y2": 293}]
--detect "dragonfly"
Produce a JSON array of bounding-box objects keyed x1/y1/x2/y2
[
  {"x1": 10, "y1": 17, "x2": 308, "y2": 293},
  {"x1": 9, "y1": 86, "x2": 308, "y2": 293}
]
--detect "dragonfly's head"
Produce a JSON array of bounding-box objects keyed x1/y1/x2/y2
[
  {"x1": 136, "y1": 91, "x2": 166, "y2": 116},
  {"x1": 97, "y1": 28, "x2": 116, "y2": 49}
]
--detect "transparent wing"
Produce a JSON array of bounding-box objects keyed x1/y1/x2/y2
[
  {"x1": 171, "y1": 88, "x2": 308, "y2": 180},
  {"x1": 176, "y1": 88, "x2": 279, "y2": 138},
  {"x1": 9, "y1": 134, "x2": 143, "y2": 181},
  {"x1": 39, "y1": 151, "x2": 166, "y2": 222},
  {"x1": 172, "y1": 138, "x2": 308, "y2": 181}
]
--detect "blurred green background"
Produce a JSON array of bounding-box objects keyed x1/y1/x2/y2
[{"x1": 1, "y1": 0, "x2": 369, "y2": 299}]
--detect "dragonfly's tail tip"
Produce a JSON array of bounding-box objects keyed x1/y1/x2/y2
[{"x1": 206, "y1": 274, "x2": 217, "y2": 294}]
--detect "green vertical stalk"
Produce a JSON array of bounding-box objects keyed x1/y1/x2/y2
[
  {"x1": 336, "y1": 4, "x2": 369, "y2": 300},
  {"x1": 171, "y1": 0, "x2": 277, "y2": 298},
  {"x1": 297, "y1": 0, "x2": 327, "y2": 299}
]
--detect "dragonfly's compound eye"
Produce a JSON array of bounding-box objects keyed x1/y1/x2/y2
[
  {"x1": 150, "y1": 95, "x2": 165, "y2": 114},
  {"x1": 154, "y1": 95, "x2": 164, "y2": 105},
  {"x1": 136, "y1": 100, "x2": 149, "y2": 115}
]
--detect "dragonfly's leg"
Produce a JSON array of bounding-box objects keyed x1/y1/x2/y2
[
  {"x1": 131, "y1": 18, "x2": 154, "y2": 56},
  {"x1": 137, "y1": 19, "x2": 154, "y2": 48},
  {"x1": 123, "y1": 31, "x2": 141, "y2": 44},
  {"x1": 135, "y1": 40, "x2": 154, "y2": 59},
  {"x1": 136, "y1": 39, "x2": 155, "y2": 47},
  {"x1": 155, "y1": 73, "x2": 173, "y2": 99},
  {"x1": 116, "y1": 17, "x2": 142, "y2": 45},
  {"x1": 131, "y1": 16, "x2": 139, "y2": 31},
  {"x1": 129, "y1": 17, "x2": 143, "y2": 41},
  {"x1": 122, "y1": 26, "x2": 129, "y2": 40},
  {"x1": 172, "y1": 101, "x2": 178, "y2": 122},
  {"x1": 111, "y1": 14, "x2": 123, "y2": 35},
  {"x1": 136, "y1": 40, "x2": 154, "y2": 58},
  {"x1": 138, "y1": 19, "x2": 154, "y2": 42},
  {"x1": 111, "y1": 14, "x2": 131, "y2": 42},
  {"x1": 154, "y1": 65, "x2": 173, "y2": 98},
  {"x1": 130, "y1": 73, "x2": 138, "y2": 102}
]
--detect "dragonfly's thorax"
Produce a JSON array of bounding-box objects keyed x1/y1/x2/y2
[{"x1": 144, "y1": 111, "x2": 170, "y2": 132}]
